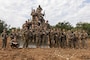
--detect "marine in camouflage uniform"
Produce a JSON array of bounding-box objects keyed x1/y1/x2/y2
[
  {"x1": 36, "y1": 30, "x2": 41, "y2": 48},
  {"x1": 35, "y1": 29, "x2": 41, "y2": 48},
  {"x1": 72, "y1": 31, "x2": 77, "y2": 48},
  {"x1": 17, "y1": 29, "x2": 24, "y2": 47},
  {"x1": 36, "y1": 5, "x2": 45, "y2": 24},
  {"x1": 1, "y1": 29, "x2": 8, "y2": 48},
  {"x1": 49, "y1": 29, "x2": 55, "y2": 48},
  {"x1": 77, "y1": 30, "x2": 82, "y2": 48},
  {"x1": 68, "y1": 31, "x2": 74, "y2": 48},
  {"x1": 66, "y1": 30, "x2": 71, "y2": 48},
  {"x1": 15, "y1": 29, "x2": 20, "y2": 46},
  {"x1": 39, "y1": 29, "x2": 43, "y2": 46},
  {"x1": 73, "y1": 31, "x2": 80, "y2": 48},
  {"x1": 60, "y1": 29, "x2": 66, "y2": 48},
  {"x1": 45, "y1": 20, "x2": 50, "y2": 30},
  {"x1": 45, "y1": 29, "x2": 50, "y2": 46},
  {"x1": 10, "y1": 29, "x2": 19, "y2": 48},
  {"x1": 29, "y1": 29, "x2": 33, "y2": 44},
  {"x1": 81, "y1": 30, "x2": 88, "y2": 48},
  {"x1": 41, "y1": 28, "x2": 46, "y2": 45},
  {"x1": 58, "y1": 29, "x2": 62, "y2": 48},
  {"x1": 53, "y1": 28, "x2": 59, "y2": 48},
  {"x1": 23, "y1": 27, "x2": 30, "y2": 48},
  {"x1": 32, "y1": 29, "x2": 36, "y2": 44}
]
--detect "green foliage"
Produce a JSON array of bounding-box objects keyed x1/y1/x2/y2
[
  {"x1": 54, "y1": 21, "x2": 73, "y2": 30},
  {"x1": 0, "y1": 20, "x2": 8, "y2": 34},
  {"x1": 76, "y1": 22, "x2": 90, "y2": 35}
]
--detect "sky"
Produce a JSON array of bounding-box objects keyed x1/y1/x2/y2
[{"x1": 0, "y1": 0, "x2": 90, "y2": 28}]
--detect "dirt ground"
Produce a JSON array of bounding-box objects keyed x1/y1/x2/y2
[{"x1": 0, "y1": 37, "x2": 90, "y2": 60}]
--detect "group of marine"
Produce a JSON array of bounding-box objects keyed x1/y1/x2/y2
[
  {"x1": 1, "y1": 5, "x2": 88, "y2": 49},
  {"x1": 1, "y1": 26, "x2": 88, "y2": 49}
]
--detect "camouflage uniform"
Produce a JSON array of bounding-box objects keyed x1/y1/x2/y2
[
  {"x1": 66, "y1": 30, "x2": 71, "y2": 48},
  {"x1": 39, "y1": 30, "x2": 43, "y2": 46},
  {"x1": 72, "y1": 32, "x2": 77, "y2": 48},
  {"x1": 10, "y1": 30, "x2": 17, "y2": 44},
  {"x1": 41, "y1": 29, "x2": 47, "y2": 45},
  {"x1": 61, "y1": 31, "x2": 66, "y2": 48},
  {"x1": 81, "y1": 31, "x2": 88, "y2": 48},
  {"x1": 23, "y1": 28, "x2": 30, "y2": 48},
  {"x1": 29, "y1": 29, "x2": 33, "y2": 44},
  {"x1": 54, "y1": 29, "x2": 59, "y2": 48},
  {"x1": 32, "y1": 30, "x2": 36, "y2": 44},
  {"x1": 31, "y1": 9, "x2": 36, "y2": 20},
  {"x1": 15, "y1": 29, "x2": 20, "y2": 46},
  {"x1": 36, "y1": 30, "x2": 41, "y2": 47},
  {"x1": 45, "y1": 29, "x2": 50, "y2": 46},
  {"x1": 49, "y1": 29, "x2": 55, "y2": 48},
  {"x1": 10, "y1": 29, "x2": 20, "y2": 48},
  {"x1": 74, "y1": 31, "x2": 80, "y2": 48},
  {"x1": 68, "y1": 31, "x2": 74, "y2": 48},
  {"x1": 1, "y1": 29, "x2": 8, "y2": 48}
]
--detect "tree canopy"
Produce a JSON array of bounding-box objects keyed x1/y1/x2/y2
[
  {"x1": 0, "y1": 20, "x2": 8, "y2": 33},
  {"x1": 53, "y1": 21, "x2": 73, "y2": 30},
  {"x1": 76, "y1": 22, "x2": 90, "y2": 35}
]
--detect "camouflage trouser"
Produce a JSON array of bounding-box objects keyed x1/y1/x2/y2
[
  {"x1": 72, "y1": 39, "x2": 77, "y2": 48},
  {"x1": 81, "y1": 39, "x2": 87, "y2": 48},
  {"x1": 68, "y1": 39, "x2": 74, "y2": 48},
  {"x1": 73, "y1": 38, "x2": 80, "y2": 48},
  {"x1": 60, "y1": 38, "x2": 66, "y2": 48},
  {"x1": 36, "y1": 36, "x2": 41, "y2": 47},
  {"x1": 42, "y1": 35, "x2": 47, "y2": 45},
  {"x1": 54, "y1": 37, "x2": 59, "y2": 48},
  {"x1": 68, "y1": 40, "x2": 72, "y2": 48},
  {"x1": 33, "y1": 35, "x2": 36, "y2": 44},
  {"x1": 59, "y1": 38, "x2": 62, "y2": 48},
  {"x1": 2, "y1": 39, "x2": 7, "y2": 48},
  {"x1": 29, "y1": 37, "x2": 33, "y2": 44},
  {"x1": 50, "y1": 39, "x2": 55, "y2": 48},
  {"x1": 23, "y1": 37, "x2": 29, "y2": 48},
  {"x1": 44, "y1": 36, "x2": 49, "y2": 45},
  {"x1": 58, "y1": 37, "x2": 61, "y2": 48}
]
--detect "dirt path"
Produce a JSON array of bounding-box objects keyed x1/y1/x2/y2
[{"x1": 0, "y1": 38, "x2": 90, "y2": 60}]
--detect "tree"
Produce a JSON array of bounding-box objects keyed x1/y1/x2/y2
[
  {"x1": 76, "y1": 22, "x2": 90, "y2": 35},
  {"x1": 54, "y1": 21, "x2": 73, "y2": 30},
  {"x1": 0, "y1": 20, "x2": 8, "y2": 34}
]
